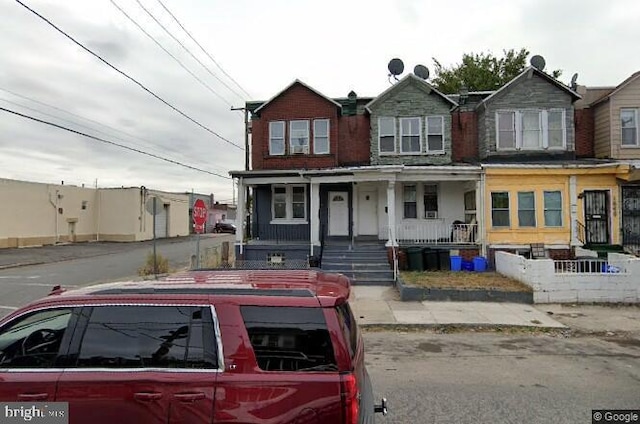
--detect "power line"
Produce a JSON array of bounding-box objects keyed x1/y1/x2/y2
[
  {"x1": 156, "y1": 0, "x2": 251, "y2": 99},
  {"x1": 13, "y1": 0, "x2": 243, "y2": 151},
  {"x1": 0, "y1": 106, "x2": 232, "y2": 180},
  {"x1": 136, "y1": 0, "x2": 247, "y2": 104},
  {"x1": 110, "y1": 0, "x2": 235, "y2": 108}
]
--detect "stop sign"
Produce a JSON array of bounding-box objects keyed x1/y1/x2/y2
[{"x1": 193, "y1": 199, "x2": 207, "y2": 233}]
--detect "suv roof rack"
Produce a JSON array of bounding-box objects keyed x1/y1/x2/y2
[{"x1": 89, "y1": 287, "x2": 316, "y2": 297}]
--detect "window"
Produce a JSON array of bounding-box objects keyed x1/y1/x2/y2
[
  {"x1": 491, "y1": 192, "x2": 510, "y2": 227},
  {"x1": 426, "y1": 116, "x2": 444, "y2": 152},
  {"x1": 497, "y1": 112, "x2": 516, "y2": 149},
  {"x1": 313, "y1": 119, "x2": 330, "y2": 154},
  {"x1": 81, "y1": 201, "x2": 88, "y2": 210},
  {"x1": 496, "y1": 110, "x2": 567, "y2": 150},
  {"x1": 464, "y1": 191, "x2": 476, "y2": 223},
  {"x1": 0, "y1": 308, "x2": 72, "y2": 368},
  {"x1": 548, "y1": 110, "x2": 566, "y2": 148},
  {"x1": 379, "y1": 117, "x2": 396, "y2": 153},
  {"x1": 269, "y1": 121, "x2": 285, "y2": 155},
  {"x1": 75, "y1": 306, "x2": 218, "y2": 369},
  {"x1": 241, "y1": 306, "x2": 337, "y2": 372},
  {"x1": 289, "y1": 120, "x2": 309, "y2": 154},
  {"x1": 621, "y1": 108, "x2": 639, "y2": 146},
  {"x1": 544, "y1": 191, "x2": 563, "y2": 227},
  {"x1": 336, "y1": 303, "x2": 358, "y2": 359},
  {"x1": 423, "y1": 184, "x2": 438, "y2": 219},
  {"x1": 518, "y1": 192, "x2": 536, "y2": 227},
  {"x1": 403, "y1": 184, "x2": 417, "y2": 218},
  {"x1": 521, "y1": 111, "x2": 541, "y2": 149},
  {"x1": 272, "y1": 185, "x2": 307, "y2": 221},
  {"x1": 400, "y1": 117, "x2": 421, "y2": 153}
]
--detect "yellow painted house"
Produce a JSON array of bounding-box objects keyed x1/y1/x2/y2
[{"x1": 483, "y1": 163, "x2": 631, "y2": 260}]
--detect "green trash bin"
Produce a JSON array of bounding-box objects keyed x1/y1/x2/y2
[{"x1": 407, "y1": 247, "x2": 424, "y2": 271}]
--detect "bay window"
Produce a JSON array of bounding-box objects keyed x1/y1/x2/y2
[{"x1": 496, "y1": 109, "x2": 566, "y2": 150}]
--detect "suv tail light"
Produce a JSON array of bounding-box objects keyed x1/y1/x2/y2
[{"x1": 340, "y1": 373, "x2": 359, "y2": 424}]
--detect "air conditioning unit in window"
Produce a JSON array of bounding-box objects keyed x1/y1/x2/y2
[
  {"x1": 292, "y1": 145, "x2": 308, "y2": 154},
  {"x1": 425, "y1": 211, "x2": 438, "y2": 219}
]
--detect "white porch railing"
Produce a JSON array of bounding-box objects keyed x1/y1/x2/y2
[{"x1": 390, "y1": 221, "x2": 477, "y2": 244}]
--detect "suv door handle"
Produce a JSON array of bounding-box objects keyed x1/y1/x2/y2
[
  {"x1": 18, "y1": 393, "x2": 49, "y2": 401},
  {"x1": 134, "y1": 392, "x2": 163, "y2": 401},
  {"x1": 174, "y1": 392, "x2": 206, "y2": 402}
]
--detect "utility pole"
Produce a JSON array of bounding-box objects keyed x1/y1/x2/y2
[{"x1": 231, "y1": 106, "x2": 251, "y2": 238}]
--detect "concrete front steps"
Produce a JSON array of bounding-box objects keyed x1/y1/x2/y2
[{"x1": 320, "y1": 240, "x2": 394, "y2": 286}]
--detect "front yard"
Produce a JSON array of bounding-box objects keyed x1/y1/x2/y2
[{"x1": 400, "y1": 271, "x2": 533, "y2": 293}]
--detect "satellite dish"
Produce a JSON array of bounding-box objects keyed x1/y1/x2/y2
[
  {"x1": 530, "y1": 55, "x2": 546, "y2": 71},
  {"x1": 387, "y1": 58, "x2": 404, "y2": 77},
  {"x1": 413, "y1": 64, "x2": 430, "y2": 80},
  {"x1": 570, "y1": 73, "x2": 579, "y2": 89}
]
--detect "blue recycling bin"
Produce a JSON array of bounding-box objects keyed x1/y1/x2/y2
[{"x1": 450, "y1": 255, "x2": 462, "y2": 271}]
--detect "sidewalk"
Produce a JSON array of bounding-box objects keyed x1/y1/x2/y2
[{"x1": 350, "y1": 286, "x2": 566, "y2": 329}]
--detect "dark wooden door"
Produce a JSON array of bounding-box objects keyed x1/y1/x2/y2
[{"x1": 583, "y1": 190, "x2": 609, "y2": 244}]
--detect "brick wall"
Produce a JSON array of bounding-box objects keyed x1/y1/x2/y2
[
  {"x1": 251, "y1": 82, "x2": 369, "y2": 170},
  {"x1": 574, "y1": 108, "x2": 595, "y2": 158},
  {"x1": 452, "y1": 111, "x2": 478, "y2": 162}
]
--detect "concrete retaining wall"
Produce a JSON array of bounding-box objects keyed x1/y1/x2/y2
[{"x1": 495, "y1": 251, "x2": 640, "y2": 303}]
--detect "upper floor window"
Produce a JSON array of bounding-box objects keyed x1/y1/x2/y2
[
  {"x1": 400, "y1": 117, "x2": 421, "y2": 154},
  {"x1": 426, "y1": 116, "x2": 444, "y2": 152},
  {"x1": 313, "y1": 119, "x2": 330, "y2": 154},
  {"x1": 621, "y1": 108, "x2": 639, "y2": 147},
  {"x1": 290, "y1": 120, "x2": 309, "y2": 154},
  {"x1": 269, "y1": 121, "x2": 285, "y2": 155},
  {"x1": 496, "y1": 109, "x2": 566, "y2": 151},
  {"x1": 272, "y1": 185, "x2": 307, "y2": 222},
  {"x1": 379, "y1": 117, "x2": 396, "y2": 154}
]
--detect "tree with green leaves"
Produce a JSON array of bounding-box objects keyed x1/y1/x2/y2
[{"x1": 430, "y1": 48, "x2": 562, "y2": 94}]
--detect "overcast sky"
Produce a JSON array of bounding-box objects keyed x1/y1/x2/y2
[{"x1": 1, "y1": 0, "x2": 639, "y2": 203}]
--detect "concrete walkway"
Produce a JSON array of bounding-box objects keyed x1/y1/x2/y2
[{"x1": 351, "y1": 286, "x2": 566, "y2": 329}]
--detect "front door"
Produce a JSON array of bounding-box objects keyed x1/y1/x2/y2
[
  {"x1": 328, "y1": 191, "x2": 349, "y2": 236},
  {"x1": 583, "y1": 190, "x2": 610, "y2": 244},
  {"x1": 357, "y1": 190, "x2": 378, "y2": 235},
  {"x1": 622, "y1": 185, "x2": 640, "y2": 251}
]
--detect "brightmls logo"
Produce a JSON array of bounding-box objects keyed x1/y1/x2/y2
[{"x1": 0, "y1": 403, "x2": 68, "y2": 424}]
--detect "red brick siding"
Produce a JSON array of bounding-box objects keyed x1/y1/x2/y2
[
  {"x1": 251, "y1": 83, "x2": 369, "y2": 170},
  {"x1": 548, "y1": 249, "x2": 571, "y2": 260},
  {"x1": 451, "y1": 111, "x2": 478, "y2": 162},
  {"x1": 575, "y1": 108, "x2": 595, "y2": 158},
  {"x1": 458, "y1": 248, "x2": 480, "y2": 262}
]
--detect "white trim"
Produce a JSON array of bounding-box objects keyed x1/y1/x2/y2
[
  {"x1": 269, "y1": 121, "x2": 285, "y2": 156},
  {"x1": 399, "y1": 117, "x2": 422, "y2": 154},
  {"x1": 378, "y1": 116, "x2": 396, "y2": 155},
  {"x1": 425, "y1": 115, "x2": 445, "y2": 154},
  {"x1": 289, "y1": 120, "x2": 309, "y2": 154},
  {"x1": 621, "y1": 108, "x2": 639, "y2": 147},
  {"x1": 271, "y1": 184, "x2": 307, "y2": 221},
  {"x1": 496, "y1": 111, "x2": 517, "y2": 150},
  {"x1": 490, "y1": 191, "x2": 511, "y2": 228},
  {"x1": 313, "y1": 119, "x2": 330, "y2": 154},
  {"x1": 496, "y1": 109, "x2": 567, "y2": 151},
  {"x1": 543, "y1": 190, "x2": 563, "y2": 227},
  {"x1": 270, "y1": 220, "x2": 309, "y2": 225}
]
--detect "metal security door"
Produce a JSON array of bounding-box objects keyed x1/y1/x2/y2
[
  {"x1": 583, "y1": 190, "x2": 609, "y2": 244},
  {"x1": 622, "y1": 186, "x2": 640, "y2": 252}
]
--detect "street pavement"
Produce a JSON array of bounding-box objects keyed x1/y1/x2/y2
[{"x1": 1, "y1": 239, "x2": 639, "y2": 335}]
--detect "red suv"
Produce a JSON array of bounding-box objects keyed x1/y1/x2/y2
[{"x1": 0, "y1": 270, "x2": 387, "y2": 423}]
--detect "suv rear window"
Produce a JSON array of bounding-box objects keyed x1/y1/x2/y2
[
  {"x1": 241, "y1": 306, "x2": 337, "y2": 372},
  {"x1": 336, "y1": 303, "x2": 358, "y2": 359},
  {"x1": 75, "y1": 305, "x2": 218, "y2": 369}
]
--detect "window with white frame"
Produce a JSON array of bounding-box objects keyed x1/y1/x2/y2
[
  {"x1": 269, "y1": 121, "x2": 285, "y2": 155},
  {"x1": 272, "y1": 185, "x2": 307, "y2": 221},
  {"x1": 423, "y1": 184, "x2": 438, "y2": 219},
  {"x1": 496, "y1": 109, "x2": 566, "y2": 150},
  {"x1": 313, "y1": 119, "x2": 330, "y2": 154},
  {"x1": 400, "y1": 117, "x2": 421, "y2": 153},
  {"x1": 491, "y1": 192, "x2": 510, "y2": 227},
  {"x1": 379, "y1": 117, "x2": 396, "y2": 153},
  {"x1": 464, "y1": 191, "x2": 476, "y2": 223},
  {"x1": 289, "y1": 120, "x2": 309, "y2": 154},
  {"x1": 518, "y1": 191, "x2": 536, "y2": 227},
  {"x1": 403, "y1": 184, "x2": 417, "y2": 219},
  {"x1": 543, "y1": 191, "x2": 562, "y2": 227},
  {"x1": 426, "y1": 116, "x2": 444, "y2": 152},
  {"x1": 621, "y1": 108, "x2": 639, "y2": 146}
]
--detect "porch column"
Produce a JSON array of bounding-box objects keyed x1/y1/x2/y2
[
  {"x1": 386, "y1": 181, "x2": 397, "y2": 247},
  {"x1": 310, "y1": 182, "x2": 320, "y2": 256},
  {"x1": 235, "y1": 177, "x2": 245, "y2": 255},
  {"x1": 476, "y1": 176, "x2": 486, "y2": 257},
  {"x1": 569, "y1": 175, "x2": 580, "y2": 246}
]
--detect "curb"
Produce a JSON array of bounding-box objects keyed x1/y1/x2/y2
[
  {"x1": 0, "y1": 261, "x2": 46, "y2": 270},
  {"x1": 359, "y1": 323, "x2": 569, "y2": 333}
]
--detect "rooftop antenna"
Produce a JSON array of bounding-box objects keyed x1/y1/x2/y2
[
  {"x1": 413, "y1": 64, "x2": 430, "y2": 80},
  {"x1": 387, "y1": 58, "x2": 404, "y2": 83},
  {"x1": 530, "y1": 55, "x2": 546, "y2": 71},
  {"x1": 570, "y1": 73, "x2": 579, "y2": 90}
]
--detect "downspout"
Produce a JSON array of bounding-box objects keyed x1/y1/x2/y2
[
  {"x1": 48, "y1": 189, "x2": 59, "y2": 244},
  {"x1": 479, "y1": 171, "x2": 487, "y2": 257}
]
